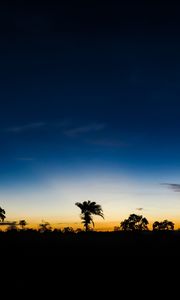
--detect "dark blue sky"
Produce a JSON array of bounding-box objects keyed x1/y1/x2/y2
[{"x1": 0, "y1": 1, "x2": 180, "y2": 225}]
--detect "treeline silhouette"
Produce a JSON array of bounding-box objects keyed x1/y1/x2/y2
[
  {"x1": 1, "y1": 202, "x2": 180, "y2": 295},
  {"x1": 0, "y1": 202, "x2": 177, "y2": 232},
  {"x1": 0, "y1": 201, "x2": 104, "y2": 232},
  {"x1": 0, "y1": 202, "x2": 180, "y2": 260}
]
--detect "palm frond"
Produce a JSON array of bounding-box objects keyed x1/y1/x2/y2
[{"x1": 75, "y1": 200, "x2": 104, "y2": 230}]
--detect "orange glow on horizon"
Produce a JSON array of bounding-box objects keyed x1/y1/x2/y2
[{"x1": 1, "y1": 220, "x2": 180, "y2": 231}]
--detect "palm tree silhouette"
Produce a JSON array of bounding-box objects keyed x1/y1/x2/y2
[
  {"x1": 75, "y1": 200, "x2": 104, "y2": 232},
  {"x1": 0, "y1": 207, "x2": 6, "y2": 222}
]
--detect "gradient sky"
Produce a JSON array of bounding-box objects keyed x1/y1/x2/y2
[{"x1": 0, "y1": 1, "x2": 180, "y2": 229}]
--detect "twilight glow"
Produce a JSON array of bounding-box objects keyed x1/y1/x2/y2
[{"x1": 0, "y1": 1, "x2": 180, "y2": 230}]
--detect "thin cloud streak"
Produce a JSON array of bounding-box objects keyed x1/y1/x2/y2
[
  {"x1": 161, "y1": 183, "x2": 180, "y2": 192},
  {"x1": 16, "y1": 157, "x2": 35, "y2": 161},
  {"x1": 63, "y1": 123, "x2": 106, "y2": 137},
  {"x1": 6, "y1": 122, "x2": 46, "y2": 133}
]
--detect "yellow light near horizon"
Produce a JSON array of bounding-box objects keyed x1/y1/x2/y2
[{"x1": 1, "y1": 171, "x2": 180, "y2": 230}]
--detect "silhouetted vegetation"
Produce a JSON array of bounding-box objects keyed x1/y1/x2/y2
[
  {"x1": 153, "y1": 220, "x2": 174, "y2": 230},
  {"x1": 114, "y1": 226, "x2": 121, "y2": 232},
  {"x1": 120, "y1": 214, "x2": 149, "y2": 231},
  {"x1": 75, "y1": 200, "x2": 104, "y2": 231},
  {"x1": 38, "y1": 221, "x2": 52, "y2": 232},
  {"x1": 19, "y1": 220, "x2": 27, "y2": 230},
  {"x1": 0, "y1": 227, "x2": 180, "y2": 260},
  {"x1": 0, "y1": 206, "x2": 179, "y2": 265},
  {"x1": 6, "y1": 221, "x2": 17, "y2": 231},
  {"x1": 62, "y1": 227, "x2": 74, "y2": 234},
  {"x1": 0, "y1": 207, "x2": 6, "y2": 222}
]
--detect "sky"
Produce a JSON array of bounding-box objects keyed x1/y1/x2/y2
[{"x1": 0, "y1": 1, "x2": 180, "y2": 229}]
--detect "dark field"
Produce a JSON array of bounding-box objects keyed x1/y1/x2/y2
[
  {"x1": 1, "y1": 230, "x2": 180, "y2": 258},
  {"x1": 1, "y1": 231, "x2": 179, "y2": 294}
]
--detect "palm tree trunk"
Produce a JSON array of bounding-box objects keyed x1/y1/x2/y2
[{"x1": 85, "y1": 222, "x2": 88, "y2": 232}]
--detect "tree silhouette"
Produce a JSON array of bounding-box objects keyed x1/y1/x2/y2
[
  {"x1": 152, "y1": 221, "x2": 160, "y2": 231},
  {"x1": 62, "y1": 227, "x2": 74, "y2": 234},
  {"x1": 6, "y1": 221, "x2": 17, "y2": 231},
  {"x1": 153, "y1": 220, "x2": 174, "y2": 231},
  {"x1": 19, "y1": 220, "x2": 27, "y2": 230},
  {"x1": 75, "y1": 228, "x2": 83, "y2": 233},
  {"x1": 0, "y1": 207, "x2": 6, "y2": 222},
  {"x1": 114, "y1": 226, "x2": 121, "y2": 232},
  {"x1": 162, "y1": 220, "x2": 174, "y2": 230},
  {"x1": 39, "y1": 221, "x2": 52, "y2": 233},
  {"x1": 75, "y1": 200, "x2": 104, "y2": 231},
  {"x1": 120, "y1": 214, "x2": 149, "y2": 231}
]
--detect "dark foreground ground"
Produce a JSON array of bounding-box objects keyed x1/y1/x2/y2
[
  {"x1": 1, "y1": 230, "x2": 180, "y2": 257},
  {"x1": 1, "y1": 231, "x2": 179, "y2": 294}
]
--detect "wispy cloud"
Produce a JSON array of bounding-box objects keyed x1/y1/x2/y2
[
  {"x1": 64, "y1": 123, "x2": 106, "y2": 137},
  {"x1": 6, "y1": 122, "x2": 46, "y2": 133},
  {"x1": 16, "y1": 157, "x2": 35, "y2": 161},
  {"x1": 87, "y1": 138, "x2": 128, "y2": 148},
  {"x1": 5, "y1": 121, "x2": 106, "y2": 139},
  {"x1": 161, "y1": 183, "x2": 180, "y2": 192}
]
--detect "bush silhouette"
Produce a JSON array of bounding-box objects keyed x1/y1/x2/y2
[{"x1": 153, "y1": 220, "x2": 174, "y2": 231}]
